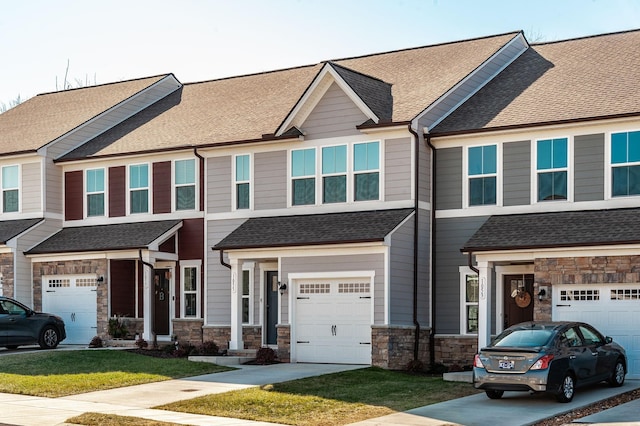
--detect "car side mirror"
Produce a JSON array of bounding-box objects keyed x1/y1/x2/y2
[{"x1": 605, "y1": 336, "x2": 613, "y2": 344}]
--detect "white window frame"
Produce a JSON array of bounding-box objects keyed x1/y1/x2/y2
[
  {"x1": 242, "y1": 263, "x2": 255, "y2": 324},
  {"x1": 127, "y1": 162, "x2": 150, "y2": 215},
  {"x1": 459, "y1": 266, "x2": 479, "y2": 335},
  {"x1": 353, "y1": 141, "x2": 381, "y2": 202},
  {"x1": 1, "y1": 164, "x2": 20, "y2": 213},
  {"x1": 463, "y1": 143, "x2": 502, "y2": 208},
  {"x1": 532, "y1": 136, "x2": 572, "y2": 204},
  {"x1": 321, "y1": 144, "x2": 348, "y2": 204},
  {"x1": 290, "y1": 147, "x2": 317, "y2": 206},
  {"x1": 85, "y1": 167, "x2": 106, "y2": 217},
  {"x1": 233, "y1": 154, "x2": 252, "y2": 210},
  {"x1": 180, "y1": 261, "x2": 201, "y2": 318},
  {"x1": 605, "y1": 128, "x2": 640, "y2": 199},
  {"x1": 173, "y1": 158, "x2": 197, "y2": 211}
]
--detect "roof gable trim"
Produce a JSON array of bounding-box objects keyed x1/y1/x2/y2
[{"x1": 275, "y1": 63, "x2": 380, "y2": 137}]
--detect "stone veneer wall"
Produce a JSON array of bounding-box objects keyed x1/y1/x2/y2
[
  {"x1": 202, "y1": 325, "x2": 263, "y2": 351},
  {"x1": 434, "y1": 335, "x2": 478, "y2": 368},
  {"x1": 371, "y1": 325, "x2": 431, "y2": 370},
  {"x1": 0, "y1": 253, "x2": 14, "y2": 298},
  {"x1": 172, "y1": 319, "x2": 204, "y2": 344},
  {"x1": 32, "y1": 259, "x2": 108, "y2": 337},
  {"x1": 277, "y1": 324, "x2": 290, "y2": 362}
]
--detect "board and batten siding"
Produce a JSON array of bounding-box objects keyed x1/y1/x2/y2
[
  {"x1": 385, "y1": 137, "x2": 412, "y2": 202},
  {"x1": 575, "y1": 133, "x2": 605, "y2": 202},
  {"x1": 254, "y1": 151, "x2": 287, "y2": 211},
  {"x1": 281, "y1": 253, "x2": 385, "y2": 324},
  {"x1": 21, "y1": 162, "x2": 42, "y2": 213},
  {"x1": 435, "y1": 147, "x2": 462, "y2": 210},
  {"x1": 207, "y1": 156, "x2": 232, "y2": 214},
  {"x1": 302, "y1": 82, "x2": 368, "y2": 140},
  {"x1": 435, "y1": 216, "x2": 495, "y2": 334},
  {"x1": 503, "y1": 140, "x2": 531, "y2": 206},
  {"x1": 206, "y1": 218, "x2": 246, "y2": 323}
]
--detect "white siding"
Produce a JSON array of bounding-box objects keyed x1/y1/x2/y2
[{"x1": 21, "y1": 162, "x2": 42, "y2": 213}]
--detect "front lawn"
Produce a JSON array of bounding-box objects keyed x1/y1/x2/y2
[
  {"x1": 157, "y1": 367, "x2": 479, "y2": 426},
  {"x1": 0, "y1": 350, "x2": 232, "y2": 397}
]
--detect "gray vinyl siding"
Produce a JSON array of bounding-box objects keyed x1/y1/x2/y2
[
  {"x1": 385, "y1": 137, "x2": 411, "y2": 202},
  {"x1": 21, "y1": 162, "x2": 42, "y2": 213},
  {"x1": 419, "y1": 136, "x2": 431, "y2": 203},
  {"x1": 435, "y1": 216, "x2": 490, "y2": 334},
  {"x1": 47, "y1": 76, "x2": 181, "y2": 159},
  {"x1": 206, "y1": 218, "x2": 246, "y2": 323},
  {"x1": 575, "y1": 133, "x2": 605, "y2": 202},
  {"x1": 281, "y1": 253, "x2": 385, "y2": 324},
  {"x1": 419, "y1": 34, "x2": 527, "y2": 130},
  {"x1": 435, "y1": 147, "x2": 462, "y2": 210},
  {"x1": 503, "y1": 140, "x2": 530, "y2": 206},
  {"x1": 302, "y1": 83, "x2": 368, "y2": 140},
  {"x1": 207, "y1": 156, "x2": 232, "y2": 213},
  {"x1": 44, "y1": 159, "x2": 62, "y2": 214},
  {"x1": 254, "y1": 150, "x2": 286, "y2": 210}
]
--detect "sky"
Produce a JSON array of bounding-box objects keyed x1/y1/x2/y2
[{"x1": 1, "y1": 0, "x2": 639, "y2": 106}]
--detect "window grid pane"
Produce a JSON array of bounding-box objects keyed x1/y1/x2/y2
[
  {"x1": 354, "y1": 142, "x2": 379, "y2": 172},
  {"x1": 3, "y1": 189, "x2": 18, "y2": 213},
  {"x1": 176, "y1": 186, "x2": 195, "y2": 210},
  {"x1": 175, "y1": 159, "x2": 196, "y2": 185},
  {"x1": 130, "y1": 189, "x2": 149, "y2": 213},
  {"x1": 293, "y1": 178, "x2": 315, "y2": 205},
  {"x1": 323, "y1": 175, "x2": 346, "y2": 203},
  {"x1": 236, "y1": 183, "x2": 250, "y2": 209},
  {"x1": 354, "y1": 172, "x2": 379, "y2": 201},
  {"x1": 322, "y1": 145, "x2": 347, "y2": 174},
  {"x1": 87, "y1": 193, "x2": 105, "y2": 216},
  {"x1": 292, "y1": 149, "x2": 315, "y2": 177},
  {"x1": 2, "y1": 166, "x2": 18, "y2": 189},
  {"x1": 235, "y1": 155, "x2": 250, "y2": 181},
  {"x1": 129, "y1": 164, "x2": 148, "y2": 189}
]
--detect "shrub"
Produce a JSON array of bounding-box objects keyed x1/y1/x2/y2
[
  {"x1": 192, "y1": 341, "x2": 219, "y2": 356},
  {"x1": 135, "y1": 338, "x2": 148, "y2": 349},
  {"x1": 108, "y1": 316, "x2": 128, "y2": 338},
  {"x1": 428, "y1": 362, "x2": 449, "y2": 374},
  {"x1": 88, "y1": 336, "x2": 103, "y2": 348},
  {"x1": 406, "y1": 359, "x2": 425, "y2": 373},
  {"x1": 255, "y1": 346, "x2": 277, "y2": 364}
]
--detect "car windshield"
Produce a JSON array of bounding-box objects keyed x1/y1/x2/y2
[{"x1": 493, "y1": 329, "x2": 554, "y2": 347}]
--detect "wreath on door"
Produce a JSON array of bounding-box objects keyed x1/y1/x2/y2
[{"x1": 511, "y1": 287, "x2": 532, "y2": 308}]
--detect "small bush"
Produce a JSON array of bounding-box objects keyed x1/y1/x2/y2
[
  {"x1": 428, "y1": 362, "x2": 449, "y2": 374},
  {"x1": 192, "y1": 341, "x2": 220, "y2": 356},
  {"x1": 107, "y1": 316, "x2": 128, "y2": 338},
  {"x1": 255, "y1": 347, "x2": 277, "y2": 365},
  {"x1": 406, "y1": 359, "x2": 425, "y2": 373},
  {"x1": 88, "y1": 336, "x2": 103, "y2": 348},
  {"x1": 135, "y1": 338, "x2": 148, "y2": 349}
]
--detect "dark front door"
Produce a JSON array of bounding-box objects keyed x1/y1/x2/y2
[
  {"x1": 503, "y1": 274, "x2": 534, "y2": 329},
  {"x1": 153, "y1": 269, "x2": 170, "y2": 335},
  {"x1": 265, "y1": 271, "x2": 279, "y2": 345}
]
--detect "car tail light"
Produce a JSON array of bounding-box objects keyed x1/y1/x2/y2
[
  {"x1": 473, "y1": 354, "x2": 485, "y2": 368},
  {"x1": 530, "y1": 354, "x2": 554, "y2": 370}
]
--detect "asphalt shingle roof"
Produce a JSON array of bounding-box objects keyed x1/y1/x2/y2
[
  {"x1": 214, "y1": 209, "x2": 414, "y2": 250},
  {"x1": 26, "y1": 220, "x2": 181, "y2": 254},
  {"x1": 0, "y1": 75, "x2": 169, "y2": 156},
  {"x1": 57, "y1": 32, "x2": 519, "y2": 160},
  {"x1": 433, "y1": 29, "x2": 640, "y2": 134},
  {"x1": 462, "y1": 208, "x2": 640, "y2": 252},
  {"x1": 0, "y1": 218, "x2": 43, "y2": 244}
]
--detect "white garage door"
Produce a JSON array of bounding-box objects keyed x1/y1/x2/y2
[
  {"x1": 553, "y1": 284, "x2": 640, "y2": 379},
  {"x1": 294, "y1": 278, "x2": 372, "y2": 364},
  {"x1": 42, "y1": 275, "x2": 98, "y2": 345}
]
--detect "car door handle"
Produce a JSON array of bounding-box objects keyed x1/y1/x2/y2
[
  {"x1": 591, "y1": 352, "x2": 598, "y2": 356},
  {"x1": 569, "y1": 355, "x2": 576, "y2": 359}
]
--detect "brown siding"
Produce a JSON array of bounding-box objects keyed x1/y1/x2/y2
[
  {"x1": 110, "y1": 259, "x2": 136, "y2": 317},
  {"x1": 65, "y1": 170, "x2": 83, "y2": 220},
  {"x1": 159, "y1": 236, "x2": 176, "y2": 253},
  {"x1": 179, "y1": 218, "x2": 204, "y2": 260},
  {"x1": 153, "y1": 161, "x2": 171, "y2": 213},
  {"x1": 109, "y1": 166, "x2": 126, "y2": 217}
]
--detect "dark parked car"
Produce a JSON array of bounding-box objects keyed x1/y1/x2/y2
[
  {"x1": 473, "y1": 321, "x2": 626, "y2": 402},
  {"x1": 0, "y1": 296, "x2": 66, "y2": 349}
]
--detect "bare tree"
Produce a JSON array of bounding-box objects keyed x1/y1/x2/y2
[{"x1": 0, "y1": 94, "x2": 22, "y2": 113}]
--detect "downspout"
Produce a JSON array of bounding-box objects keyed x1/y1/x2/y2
[
  {"x1": 193, "y1": 148, "x2": 205, "y2": 211},
  {"x1": 425, "y1": 133, "x2": 437, "y2": 368},
  {"x1": 467, "y1": 251, "x2": 479, "y2": 275},
  {"x1": 218, "y1": 249, "x2": 231, "y2": 269},
  {"x1": 408, "y1": 125, "x2": 421, "y2": 362}
]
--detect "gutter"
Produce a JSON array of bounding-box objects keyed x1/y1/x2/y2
[
  {"x1": 218, "y1": 248, "x2": 231, "y2": 269},
  {"x1": 407, "y1": 124, "x2": 421, "y2": 362},
  {"x1": 424, "y1": 133, "x2": 438, "y2": 368}
]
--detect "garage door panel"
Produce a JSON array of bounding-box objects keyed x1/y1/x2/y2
[{"x1": 554, "y1": 284, "x2": 640, "y2": 380}]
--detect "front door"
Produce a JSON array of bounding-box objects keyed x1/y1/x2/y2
[
  {"x1": 265, "y1": 271, "x2": 279, "y2": 345},
  {"x1": 503, "y1": 274, "x2": 534, "y2": 329},
  {"x1": 153, "y1": 269, "x2": 170, "y2": 335}
]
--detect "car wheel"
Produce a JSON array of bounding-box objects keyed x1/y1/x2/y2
[
  {"x1": 608, "y1": 359, "x2": 625, "y2": 387},
  {"x1": 39, "y1": 326, "x2": 60, "y2": 349},
  {"x1": 485, "y1": 389, "x2": 504, "y2": 399},
  {"x1": 556, "y1": 374, "x2": 575, "y2": 403},
  {"x1": 5, "y1": 345, "x2": 18, "y2": 350}
]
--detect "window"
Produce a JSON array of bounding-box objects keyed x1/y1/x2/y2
[
  {"x1": 322, "y1": 145, "x2": 347, "y2": 203},
  {"x1": 235, "y1": 155, "x2": 250, "y2": 209},
  {"x1": 175, "y1": 159, "x2": 196, "y2": 210},
  {"x1": 129, "y1": 164, "x2": 149, "y2": 214},
  {"x1": 291, "y1": 148, "x2": 315, "y2": 205},
  {"x1": 181, "y1": 263, "x2": 200, "y2": 318},
  {"x1": 537, "y1": 138, "x2": 567, "y2": 201},
  {"x1": 86, "y1": 168, "x2": 105, "y2": 217},
  {"x1": 242, "y1": 269, "x2": 250, "y2": 323},
  {"x1": 1, "y1": 165, "x2": 19, "y2": 213},
  {"x1": 353, "y1": 141, "x2": 379, "y2": 201},
  {"x1": 468, "y1": 145, "x2": 496, "y2": 206},
  {"x1": 611, "y1": 131, "x2": 640, "y2": 196},
  {"x1": 460, "y1": 270, "x2": 479, "y2": 334}
]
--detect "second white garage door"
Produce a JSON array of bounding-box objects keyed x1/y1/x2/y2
[
  {"x1": 294, "y1": 278, "x2": 372, "y2": 364},
  {"x1": 553, "y1": 284, "x2": 640, "y2": 379}
]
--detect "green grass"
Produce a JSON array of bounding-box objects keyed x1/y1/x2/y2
[
  {"x1": 0, "y1": 350, "x2": 232, "y2": 397},
  {"x1": 158, "y1": 367, "x2": 479, "y2": 426},
  {"x1": 66, "y1": 413, "x2": 183, "y2": 426}
]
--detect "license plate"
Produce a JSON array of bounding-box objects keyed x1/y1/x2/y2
[{"x1": 499, "y1": 360, "x2": 514, "y2": 369}]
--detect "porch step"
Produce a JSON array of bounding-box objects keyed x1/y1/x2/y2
[
  {"x1": 443, "y1": 371, "x2": 473, "y2": 383},
  {"x1": 188, "y1": 355, "x2": 255, "y2": 366},
  {"x1": 104, "y1": 339, "x2": 137, "y2": 348}
]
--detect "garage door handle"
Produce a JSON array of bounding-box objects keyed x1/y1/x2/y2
[
  {"x1": 360, "y1": 342, "x2": 371, "y2": 345},
  {"x1": 297, "y1": 297, "x2": 310, "y2": 300},
  {"x1": 556, "y1": 304, "x2": 571, "y2": 307},
  {"x1": 359, "y1": 296, "x2": 371, "y2": 299},
  {"x1": 297, "y1": 341, "x2": 309, "y2": 344}
]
